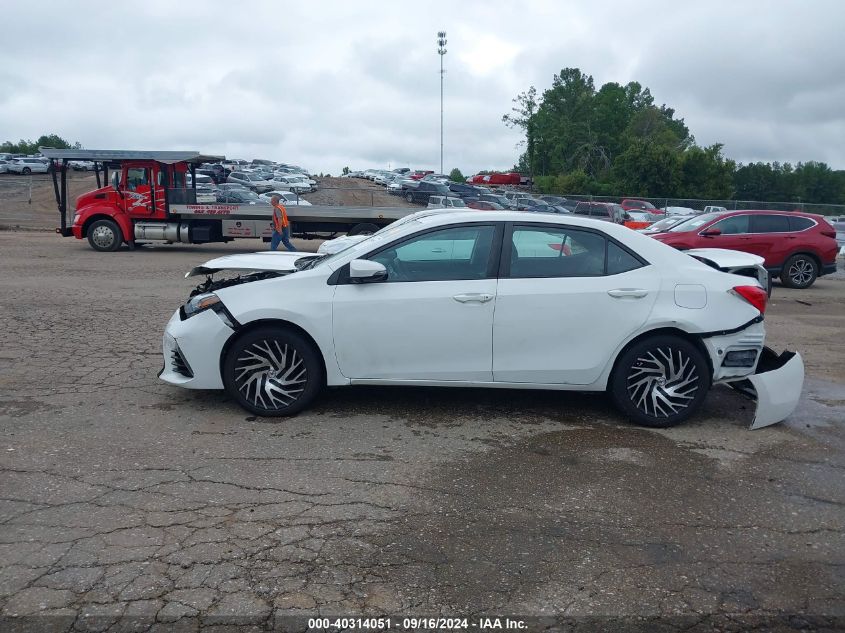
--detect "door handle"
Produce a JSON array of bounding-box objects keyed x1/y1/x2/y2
[
  {"x1": 431, "y1": 248, "x2": 447, "y2": 253},
  {"x1": 607, "y1": 288, "x2": 648, "y2": 298},
  {"x1": 453, "y1": 293, "x2": 494, "y2": 303}
]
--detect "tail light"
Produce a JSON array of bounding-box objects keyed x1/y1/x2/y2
[
  {"x1": 730, "y1": 285, "x2": 768, "y2": 314},
  {"x1": 820, "y1": 228, "x2": 836, "y2": 238}
]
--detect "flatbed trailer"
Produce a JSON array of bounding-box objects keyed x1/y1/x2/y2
[{"x1": 41, "y1": 148, "x2": 413, "y2": 252}]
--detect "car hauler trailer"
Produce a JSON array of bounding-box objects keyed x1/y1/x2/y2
[{"x1": 42, "y1": 148, "x2": 413, "y2": 252}]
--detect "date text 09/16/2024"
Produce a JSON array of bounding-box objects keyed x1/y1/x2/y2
[{"x1": 308, "y1": 617, "x2": 527, "y2": 630}]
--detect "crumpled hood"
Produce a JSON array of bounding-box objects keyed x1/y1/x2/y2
[{"x1": 185, "y1": 251, "x2": 316, "y2": 278}]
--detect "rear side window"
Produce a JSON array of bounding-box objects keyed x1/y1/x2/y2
[
  {"x1": 750, "y1": 214, "x2": 790, "y2": 233},
  {"x1": 509, "y1": 226, "x2": 606, "y2": 277},
  {"x1": 788, "y1": 216, "x2": 815, "y2": 231}
]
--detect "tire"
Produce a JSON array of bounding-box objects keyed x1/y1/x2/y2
[
  {"x1": 222, "y1": 326, "x2": 323, "y2": 417},
  {"x1": 348, "y1": 223, "x2": 379, "y2": 236},
  {"x1": 780, "y1": 254, "x2": 817, "y2": 289},
  {"x1": 22, "y1": 167, "x2": 31, "y2": 175},
  {"x1": 610, "y1": 335, "x2": 711, "y2": 428},
  {"x1": 405, "y1": 192, "x2": 414, "y2": 203},
  {"x1": 86, "y1": 219, "x2": 123, "y2": 252}
]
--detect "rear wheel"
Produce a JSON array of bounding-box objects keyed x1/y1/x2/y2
[
  {"x1": 87, "y1": 219, "x2": 123, "y2": 252},
  {"x1": 405, "y1": 192, "x2": 414, "y2": 203},
  {"x1": 223, "y1": 327, "x2": 323, "y2": 417},
  {"x1": 610, "y1": 335, "x2": 710, "y2": 428},
  {"x1": 22, "y1": 167, "x2": 31, "y2": 175},
  {"x1": 781, "y1": 254, "x2": 817, "y2": 289}
]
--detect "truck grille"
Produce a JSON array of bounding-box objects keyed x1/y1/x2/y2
[{"x1": 171, "y1": 345, "x2": 193, "y2": 378}]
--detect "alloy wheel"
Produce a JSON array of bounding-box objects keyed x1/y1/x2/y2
[
  {"x1": 234, "y1": 339, "x2": 307, "y2": 410},
  {"x1": 91, "y1": 225, "x2": 116, "y2": 249},
  {"x1": 626, "y1": 346, "x2": 700, "y2": 418},
  {"x1": 788, "y1": 259, "x2": 814, "y2": 287}
]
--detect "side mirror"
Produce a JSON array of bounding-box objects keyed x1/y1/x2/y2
[
  {"x1": 701, "y1": 228, "x2": 722, "y2": 237},
  {"x1": 349, "y1": 259, "x2": 387, "y2": 283}
]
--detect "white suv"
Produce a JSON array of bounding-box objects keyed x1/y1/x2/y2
[{"x1": 8, "y1": 158, "x2": 49, "y2": 175}]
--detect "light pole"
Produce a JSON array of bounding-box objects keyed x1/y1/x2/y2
[{"x1": 437, "y1": 31, "x2": 447, "y2": 175}]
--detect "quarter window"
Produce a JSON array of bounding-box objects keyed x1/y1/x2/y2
[
  {"x1": 749, "y1": 214, "x2": 790, "y2": 233},
  {"x1": 788, "y1": 216, "x2": 814, "y2": 231},
  {"x1": 607, "y1": 241, "x2": 644, "y2": 275},
  {"x1": 710, "y1": 215, "x2": 749, "y2": 235},
  {"x1": 368, "y1": 225, "x2": 495, "y2": 282}
]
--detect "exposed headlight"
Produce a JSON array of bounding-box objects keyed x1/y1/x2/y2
[{"x1": 181, "y1": 293, "x2": 236, "y2": 327}]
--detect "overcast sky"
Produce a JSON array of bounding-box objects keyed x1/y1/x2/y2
[{"x1": 1, "y1": 1, "x2": 843, "y2": 174}]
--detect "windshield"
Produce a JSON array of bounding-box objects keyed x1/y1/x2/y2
[{"x1": 668, "y1": 212, "x2": 721, "y2": 232}]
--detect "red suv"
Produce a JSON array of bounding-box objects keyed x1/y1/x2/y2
[
  {"x1": 621, "y1": 198, "x2": 662, "y2": 214},
  {"x1": 651, "y1": 210, "x2": 838, "y2": 288}
]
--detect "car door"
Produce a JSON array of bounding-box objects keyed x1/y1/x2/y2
[
  {"x1": 493, "y1": 223, "x2": 659, "y2": 385},
  {"x1": 698, "y1": 214, "x2": 750, "y2": 251},
  {"x1": 746, "y1": 214, "x2": 791, "y2": 266},
  {"x1": 332, "y1": 223, "x2": 501, "y2": 381}
]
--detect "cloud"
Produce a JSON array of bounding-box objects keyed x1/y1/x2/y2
[{"x1": 1, "y1": 0, "x2": 842, "y2": 173}]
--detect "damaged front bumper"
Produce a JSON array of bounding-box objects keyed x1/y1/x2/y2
[{"x1": 728, "y1": 347, "x2": 805, "y2": 430}]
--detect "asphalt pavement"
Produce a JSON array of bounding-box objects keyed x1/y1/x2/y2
[{"x1": 0, "y1": 232, "x2": 843, "y2": 631}]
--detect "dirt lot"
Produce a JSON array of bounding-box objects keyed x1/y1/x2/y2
[{"x1": 0, "y1": 232, "x2": 843, "y2": 631}]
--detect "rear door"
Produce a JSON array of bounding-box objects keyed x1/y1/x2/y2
[
  {"x1": 493, "y1": 223, "x2": 659, "y2": 385},
  {"x1": 747, "y1": 214, "x2": 791, "y2": 266}
]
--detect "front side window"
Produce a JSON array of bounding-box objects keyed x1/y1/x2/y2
[
  {"x1": 509, "y1": 226, "x2": 606, "y2": 278},
  {"x1": 368, "y1": 225, "x2": 495, "y2": 282},
  {"x1": 710, "y1": 215, "x2": 749, "y2": 235},
  {"x1": 125, "y1": 168, "x2": 150, "y2": 191}
]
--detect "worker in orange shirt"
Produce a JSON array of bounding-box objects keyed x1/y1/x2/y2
[{"x1": 269, "y1": 195, "x2": 297, "y2": 251}]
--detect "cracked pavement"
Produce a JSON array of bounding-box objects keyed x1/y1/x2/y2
[{"x1": 0, "y1": 232, "x2": 843, "y2": 631}]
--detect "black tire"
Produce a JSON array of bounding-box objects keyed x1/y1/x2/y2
[
  {"x1": 405, "y1": 192, "x2": 414, "y2": 203},
  {"x1": 86, "y1": 219, "x2": 123, "y2": 252},
  {"x1": 348, "y1": 223, "x2": 379, "y2": 236},
  {"x1": 222, "y1": 326, "x2": 323, "y2": 417},
  {"x1": 610, "y1": 335, "x2": 711, "y2": 428},
  {"x1": 780, "y1": 254, "x2": 817, "y2": 289},
  {"x1": 22, "y1": 167, "x2": 31, "y2": 175}
]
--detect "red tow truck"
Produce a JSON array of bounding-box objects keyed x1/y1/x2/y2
[{"x1": 43, "y1": 148, "x2": 412, "y2": 252}]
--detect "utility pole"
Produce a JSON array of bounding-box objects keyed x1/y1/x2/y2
[{"x1": 437, "y1": 31, "x2": 447, "y2": 175}]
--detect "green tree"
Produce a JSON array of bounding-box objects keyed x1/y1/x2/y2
[
  {"x1": 448, "y1": 168, "x2": 465, "y2": 182},
  {"x1": 677, "y1": 144, "x2": 735, "y2": 199},
  {"x1": 341, "y1": 166, "x2": 350, "y2": 175},
  {"x1": 613, "y1": 140, "x2": 681, "y2": 196},
  {"x1": 1, "y1": 133, "x2": 79, "y2": 155},
  {"x1": 502, "y1": 86, "x2": 539, "y2": 177}
]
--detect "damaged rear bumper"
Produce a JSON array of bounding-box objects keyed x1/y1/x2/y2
[{"x1": 728, "y1": 347, "x2": 805, "y2": 430}]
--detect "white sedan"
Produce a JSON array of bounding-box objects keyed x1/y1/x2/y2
[
  {"x1": 258, "y1": 191, "x2": 313, "y2": 206},
  {"x1": 160, "y1": 211, "x2": 803, "y2": 428}
]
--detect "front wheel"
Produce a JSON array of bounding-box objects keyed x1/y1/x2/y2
[
  {"x1": 780, "y1": 254, "x2": 817, "y2": 289},
  {"x1": 87, "y1": 219, "x2": 123, "y2": 252},
  {"x1": 348, "y1": 222, "x2": 379, "y2": 236},
  {"x1": 222, "y1": 327, "x2": 323, "y2": 417},
  {"x1": 405, "y1": 192, "x2": 414, "y2": 203},
  {"x1": 22, "y1": 167, "x2": 31, "y2": 175},
  {"x1": 610, "y1": 335, "x2": 710, "y2": 428}
]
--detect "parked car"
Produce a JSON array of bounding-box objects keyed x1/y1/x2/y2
[
  {"x1": 479, "y1": 193, "x2": 514, "y2": 209},
  {"x1": 388, "y1": 178, "x2": 415, "y2": 195},
  {"x1": 272, "y1": 176, "x2": 311, "y2": 194},
  {"x1": 258, "y1": 191, "x2": 313, "y2": 206},
  {"x1": 194, "y1": 186, "x2": 217, "y2": 204},
  {"x1": 7, "y1": 158, "x2": 49, "y2": 175},
  {"x1": 409, "y1": 170, "x2": 434, "y2": 181},
  {"x1": 405, "y1": 181, "x2": 451, "y2": 204},
  {"x1": 624, "y1": 211, "x2": 658, "y2": 230},
  {"x1": 703, "y1": 206, "x2": 728, "y2": 214},
  {"x1": 427, "y1": 196, "x2": 467, "y2": 210},
  {"x1": 573, "y1": 201, "x2": 628, "y2": 224},
  {"x1": 448, "y1": 183, "x2": 485, "y2": 200},
  {"x1": 621, "y1": 199, "x2": 660, "y2": 213},
  {"x1": 467, "y1": 200, "x2": 506, "y2": 210},
  {"x1": 161, "y1": 210, "x2": 802, "y2": 430},
  {"x1": 216, "y1": 189, "x2": 262, "y2": 204},
  {"x1": 638, "y1": 215, "x2": 690, "y2": 234},
  {"x1": 650, "y1": 210, "x2": 838, "y2": 288},
  {"x1": 216, "y1": 183, "x2": 250, "y2": 193},
  {"x1": 227, "y1": 171, "x2": 273, "y2": 193},
  {"x1": 467, "y1": 172, "x2": 521, "y2": 186},
  {"x1": 0, "y1": 159, "x2": 12, "y2": 174}
]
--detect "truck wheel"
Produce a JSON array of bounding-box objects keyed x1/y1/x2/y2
[
  {"x1": 781, "y1": 254, "x2": 817, "y2": 289},
  {"x1": 405, "y1": 192, "x2": 414, "y2": 203},
  {"x1": 610, "y1": 335, "x2": 710, "y2": 428},
  {"x1": 22, "y1": 167, "x2": 31, "y2": 175},
  {"x1": 223, "y1": 326, "x2": 323, "y2": 417},
  {"x1": 87, "y1": 219, "x2": 123, "y2": 252},
  {"x1": 348, "y1": 223, "x2": 379, "y2": 236}
]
